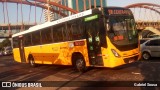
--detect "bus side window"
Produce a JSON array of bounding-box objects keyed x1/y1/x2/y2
[
  {"x1": 79, "y1": 21, "x2": 85, "y2": 39},
  {"x1": 41, "y1": 28, "x2": 52, "y2": 44},
  {"x1": 32, "y1": 31, "x2": 41, "y2": 45},
  {"x1": 71, "y1": 24, "x2": 78, "y2": 40},
  {"x1": 13, "y1": 37, "x2": 19, "y2": 48},
  {"x1": 62, "y1": 23, "x2": 70, "y2": 41},
  {"x1": 66, "y1": 24, "x2": 73, "y2": 41},
  {"x1": 24, "y1": 34, "x2": 32, "y2": 47},
  {"x1": 71, "y1": 20, "x2": 85, "y2": 40},
  {"x1": 53, "y1": 26, "x2": 63, "y2": 43}
]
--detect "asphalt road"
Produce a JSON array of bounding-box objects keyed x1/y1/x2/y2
[{"x1": 0, "y1": 55, "x2": 160, "y2": 90}]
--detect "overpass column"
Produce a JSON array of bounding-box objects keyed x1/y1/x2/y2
[{"x1": 8, "y1": 23, "x2": 11, "y2": 36}]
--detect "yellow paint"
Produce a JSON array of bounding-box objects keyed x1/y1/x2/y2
[
  {"x1": 13, "y1": 48, "x2": 21, "y2": 63},
  {"x1": 13, "y1": 37, "x2": 140, "y2": 68},
  {"x1": 101, "y1": 37, "x2": 141, "y2": 68},
  {"x1": 13, "y1": 40, "x2": 90, "y2": 66}
]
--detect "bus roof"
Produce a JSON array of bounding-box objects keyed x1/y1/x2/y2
[
  {"x1": 12, "y1": 7, "x2": 130, "y2": 38},
  {"x1": 12, "y1": 9, "x2": 92, "y2": 38}
]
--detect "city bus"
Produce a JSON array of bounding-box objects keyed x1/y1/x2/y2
[{"x1": 12, "y1": 7, "x2": 141, "y2": 72}]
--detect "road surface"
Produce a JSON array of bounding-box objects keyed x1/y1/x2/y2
[{"x1": 0, "y1": 55, "x2": 160, "y2": 90}]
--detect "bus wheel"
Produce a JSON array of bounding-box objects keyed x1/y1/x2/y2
[
  {"x1": 142, "y1": 52, "x2": 151, "y2": 60},
  {"x1": 75, "y1": 57, "x2": 86, "y2": 72},
  {"x1": 29, "y1": 56, "x2": 36, "y2": 67}
]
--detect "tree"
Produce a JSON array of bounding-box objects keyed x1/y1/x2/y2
[
  {"x1": 0, "y1": 38, "x2": 11, "y2": 49},
  {"x1": 0, "y1": 43, "x2": 3, "y2": 50}
]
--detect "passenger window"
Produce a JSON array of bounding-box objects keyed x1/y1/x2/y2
[
  {"x1": 41, "y1": 28, "x2": 52, "y2": 44},
  {"x1": 66, "y1": 24, "x2": 73, "y2": 41},
  {"x1": 13, "y1": 37, "x2": 19, "y2": 48},
  {"x1": 32, "y1": 31, "x2": 41, "y2": 45},
  {"x1": 53, "y1": 26, "x2": 63, "y2": 42},
  {"x1": 24, "y1": 34, "x2": 32, "y2": 47},
  {"x1": 62, "y1": 24, "x2": 70, "y2": 41},
  {"x1": 71, "y1": 21, "x2": 85, "y2": 40}
]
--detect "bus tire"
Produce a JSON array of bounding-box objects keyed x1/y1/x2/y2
[
  {"x1": 28, "y1": 55, "x2": 36, "y2": 67},
  {"x1": 75, "y1": 56, "x2": 87, "y2": 72}
]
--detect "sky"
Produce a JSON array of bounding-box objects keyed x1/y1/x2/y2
[
  {"x1": 107, "y1": 0, "x2": 159, "y2": 7},
  {"x1": 0, "y1": 0, "x2": 160, "y2": 42},
  {"x1": 0, "y1": 0, "x2": 159, "y2": 24}
]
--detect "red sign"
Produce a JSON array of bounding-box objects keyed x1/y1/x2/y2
[
  {"x1": 114, "y1": 35, "x2": 124, "y2": 41},
  {"x1": 108, "y1": 9, "x2": 131, "y2": 15},
  {"x1": 74, "y1": 41, "x2": 85, "y2": 46}
]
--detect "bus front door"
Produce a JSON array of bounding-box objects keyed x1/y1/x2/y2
[
  {"x1": 18, "y1": 37, "x2": 26, "y2": 62},
  {"x1": 86, "y1": 22, "x2": 104, "y2": 66}
]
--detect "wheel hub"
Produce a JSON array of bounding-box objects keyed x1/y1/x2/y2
[
  {"x1": 143, "y1": 53, "x2": 149, "y2": 59},
  {"x1": 76, "y1": 59, "x2": 84, "y2": 70}
]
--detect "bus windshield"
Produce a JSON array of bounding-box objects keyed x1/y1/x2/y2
[{"x1": 107, "y1": 16, "x2": 138, "y2": 46}]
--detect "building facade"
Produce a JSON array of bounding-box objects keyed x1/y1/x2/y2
[
  {"x1": 66, "y1": 0, "x2": 107, "y2": 11},
  {"x1": 44, "y1": 0, "x2": 107, "y2": 21}
]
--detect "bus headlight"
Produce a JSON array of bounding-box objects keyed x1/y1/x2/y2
[{"x1": 111, "y1": 49, "x2": 121, "y2": 57}]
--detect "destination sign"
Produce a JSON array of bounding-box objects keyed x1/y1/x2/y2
[
  {"x1": 106, "y1": 9, "x2": 132, "y2": 15},
  {"x1": 84, "y1": 15, "x2": 98, "y2": 22}
]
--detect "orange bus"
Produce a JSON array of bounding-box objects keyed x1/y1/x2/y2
[{"x1": 12, "y1": 7, "x2": 141, "y2": 72}]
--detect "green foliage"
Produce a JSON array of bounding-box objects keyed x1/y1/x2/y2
[
  {"x1": 0, "y1": 38, "x2": 11, "y2": 50},
  {"x1": 0, "y1": 43, "x2": 3, "y2": 50}
]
